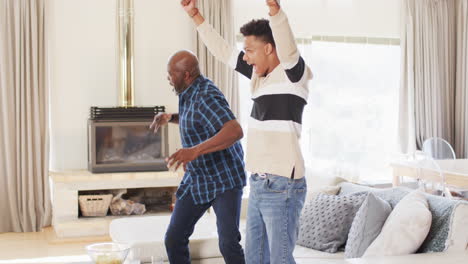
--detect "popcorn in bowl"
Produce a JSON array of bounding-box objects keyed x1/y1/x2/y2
[{"x1": 86, "y1": 242, "x2": 130, "y2": 264}]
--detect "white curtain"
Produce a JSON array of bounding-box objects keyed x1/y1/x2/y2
[
  {"x1": 196, "y1": 0, "x2": 239, "y2": 117},
  {"x1": 455, "y1": 0, "x2": 468, "y2": 158},
  {"x1": 0, "y1": 0, "x2": 51, "y2": 232},
  {"x1": 399, "y1": 0, "x2": 468, "y2": 157}
]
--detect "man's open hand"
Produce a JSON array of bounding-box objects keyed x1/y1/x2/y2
[
  {"x1": 167, "y1": 147, "x2": 200, "y2": 171},
  {"x1": 149, "y1": 113, "x2": 171, "y2": 134}
]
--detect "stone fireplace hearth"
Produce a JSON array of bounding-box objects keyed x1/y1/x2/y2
[{"x1": 50, "y1": 170, "x2": 182, "y2": 238}]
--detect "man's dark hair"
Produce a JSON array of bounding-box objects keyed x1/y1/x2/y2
[{"x1": 240, "y1": 19, "x2": 276, "y2": 47}]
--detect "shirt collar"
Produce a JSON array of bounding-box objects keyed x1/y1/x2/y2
[{"x1": 179, "y1": 75, "x2": 204, "y2": 100}]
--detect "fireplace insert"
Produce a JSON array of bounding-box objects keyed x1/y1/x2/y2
[{"x1": 88, "y1": 106, "x2": 169, "y2": 173}]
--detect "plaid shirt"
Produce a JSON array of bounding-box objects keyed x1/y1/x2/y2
[{"x1": 176, "y1": 75, "x2": 246, "y2": 204}]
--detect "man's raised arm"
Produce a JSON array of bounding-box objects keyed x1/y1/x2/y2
[
  {"x1": 181, "y1": 0, "x2": 253, "y2": 79},
  {"x1": 267, "y1": 0, "x2": 312, "y2": 83}
]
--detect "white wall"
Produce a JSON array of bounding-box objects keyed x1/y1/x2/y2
[
  {"x1": 234, "y1": 0, "x2": 401, "y2": 38},
  {"x1": 49, "y1": 0, "x2": 400, "y2": 170},
  {"x1": 49, "y1": 0, "x2": 194, "y2": 170}
]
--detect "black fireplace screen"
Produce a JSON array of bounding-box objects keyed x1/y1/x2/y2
[
  {"x1": 88, "y1": 107, "x2": 168, "y2": 173},
  {"x1": 95, "y1": 124, "x2": 162, "y2": 164}
]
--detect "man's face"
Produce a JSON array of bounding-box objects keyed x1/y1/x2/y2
[
  {"x1": 242, "y1": 35, "x2": 271, "y2": 76},
  {"x1": 167, "y1": 65, "x2": 186, "y2": 95}
]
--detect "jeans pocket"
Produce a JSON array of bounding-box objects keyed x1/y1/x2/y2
[
  {"x1": 265, "y1": 176, "x2": 288, "y2": 193},
  {"x1": 292, "y1": 177, "x2": 307, "y2": 193}
]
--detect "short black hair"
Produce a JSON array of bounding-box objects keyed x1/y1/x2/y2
[{"x1": 240, "y1": 19, "x2": 275, "y2": 47}]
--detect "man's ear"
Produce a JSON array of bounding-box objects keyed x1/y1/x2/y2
[
  {"x1": 184, "y1": 71, "x2": 191, "y2": 81},
  {"x1": 264, "y1": 43, "x2": 274, "y2": 55}
]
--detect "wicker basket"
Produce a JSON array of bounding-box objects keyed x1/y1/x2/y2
[{"x1": 79, "y1": 194, "x2": 113, "y2": 217}]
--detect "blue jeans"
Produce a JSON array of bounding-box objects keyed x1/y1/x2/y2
[
  {"x1": 164, "y1": 188, "x2": 245, "y2": 264},
  {"x1": 245, "y1": 174, "x2": 307, "y2": 264}
]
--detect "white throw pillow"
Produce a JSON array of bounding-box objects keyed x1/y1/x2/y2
[{"x1": 363, "y1": 190, "x2": 432, "y2": 257}]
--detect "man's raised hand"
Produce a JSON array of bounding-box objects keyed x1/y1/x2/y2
[
  {"x1": 266, "y1": 0, "x2": 280, "y2": 15},
  {"x1": 266, "y1": 0, "x2": 279, "y2": 6},
  {"x1": 181, "y1": 0, "x2": 197, "y2": 14}
]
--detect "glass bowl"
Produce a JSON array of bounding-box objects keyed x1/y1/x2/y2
[{"x1": 86, "y1": 242, "x2": 130, "y2": 264}]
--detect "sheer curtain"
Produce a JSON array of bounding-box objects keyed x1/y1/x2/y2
[
  {"x1": 455, "y1": 0, "x2": 468, "y2": 158},
  {"x1": 0, "y1": 0, "x2": 51, "y2": 232},
  {"x1": 399, "y1": 0, "x2": 468, "y2": 157},
  {"x1": 196, "y1": 0, "x2": 239, "y2": 117}
]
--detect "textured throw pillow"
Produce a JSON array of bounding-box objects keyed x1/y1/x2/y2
[
  {"x1": 344, "y1": 193, "x2": 392, "y2": 258},
  {"x1": 297, "y1": 192, "x2": 368, "y2": 253},
  {"x1": 363, "y1": 190, "x2": 432, "y2": 257},
  {"x1": 417, "y1": 195, "x2": 464, "y2": 253}
]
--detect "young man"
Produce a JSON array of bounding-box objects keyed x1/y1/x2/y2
[
  {"x1": 150, "y1": 50, "x2": 246, "y2": 264},
  {"x1": 181, "y1": 1, "x2": 312, "y2": 263}
]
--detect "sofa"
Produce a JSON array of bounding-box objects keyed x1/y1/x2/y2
[{"x1": 109, "y1": 169, "x2": 468, "y2": 263}]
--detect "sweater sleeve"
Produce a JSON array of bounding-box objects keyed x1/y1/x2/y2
[
  {"x1": 197, "y1": 21, "x2": 253, "y2": 79},
  {"x1": 269, "y1": 9, "x2": 312, "y2": 83}
]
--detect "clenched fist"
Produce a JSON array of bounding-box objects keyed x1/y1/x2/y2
[
  {"x1": 266, "y1": 0, "x2": 280, "y2": 16},
  {"x1": 266, "y1": 0, "x2": 280, "y2": 7},
  {"x1": 181, "y1": 0, "x2": 197, "y2": 15}
]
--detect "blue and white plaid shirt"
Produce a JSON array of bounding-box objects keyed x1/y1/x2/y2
[{"x1": 176, "y1": 75, "x2": 246, "y2": 204}]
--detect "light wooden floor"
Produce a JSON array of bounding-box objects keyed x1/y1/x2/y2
[{"x1": 0, "y1": 227, "x2": 111, "y2": 263}]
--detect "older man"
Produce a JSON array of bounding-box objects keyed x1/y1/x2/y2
[{"x1": 150, "y1": 50, "x2": 246, "y2": 264}]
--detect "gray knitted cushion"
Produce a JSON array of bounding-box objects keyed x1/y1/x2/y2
[
  {"x1": 344, "y1": 193, "x2": 392, "y2": 258},
  {"x1": 297, "y1": 192, "x2": 368, "y2": 253},
  {"x1": 417, "y1": 194, "x2": 461, "y2": 253}
]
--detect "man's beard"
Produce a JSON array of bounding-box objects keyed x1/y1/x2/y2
[
  {"x1": 172, "y1": 81, "x2": 188, "y2": 95},
  {"x1": 172, "y1": 85, "x2": 185, "y2": 96}
]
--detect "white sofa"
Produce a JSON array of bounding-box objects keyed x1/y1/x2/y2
[
  {"x1": 110, "y1": 214, "x2": 350, "y2": 263},
  {"x1": 110, "y1": 168, "x2": 468, "y2": 263}
]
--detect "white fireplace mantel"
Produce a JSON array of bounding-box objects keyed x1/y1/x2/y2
[{"x1": 50, "y1": 170, "x2": 182, "y2": 238}]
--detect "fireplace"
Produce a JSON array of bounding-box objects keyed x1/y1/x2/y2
[
  {"x1": 86, "y1": 1, "x2": 171, "y2": 173},
  {"x1": 87, "y1": 106, "x2": 169, "y2": 173}
]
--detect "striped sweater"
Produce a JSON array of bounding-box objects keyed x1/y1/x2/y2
[{"x1": 197, "y1": 9, "x2": 312, "y2": 179}]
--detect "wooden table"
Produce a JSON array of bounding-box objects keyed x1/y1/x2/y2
[{"x1": 391, "y1": 159, "x2": 468, "y2": 188}]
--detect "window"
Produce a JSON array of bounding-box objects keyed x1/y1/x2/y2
[{"x1": 236, "y1": 40, "x2": 400, "y2": 182}]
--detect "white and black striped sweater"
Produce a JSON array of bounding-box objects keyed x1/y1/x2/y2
[{"x1": 197, "y1": 9, "x2": 313, "y2": 179}]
